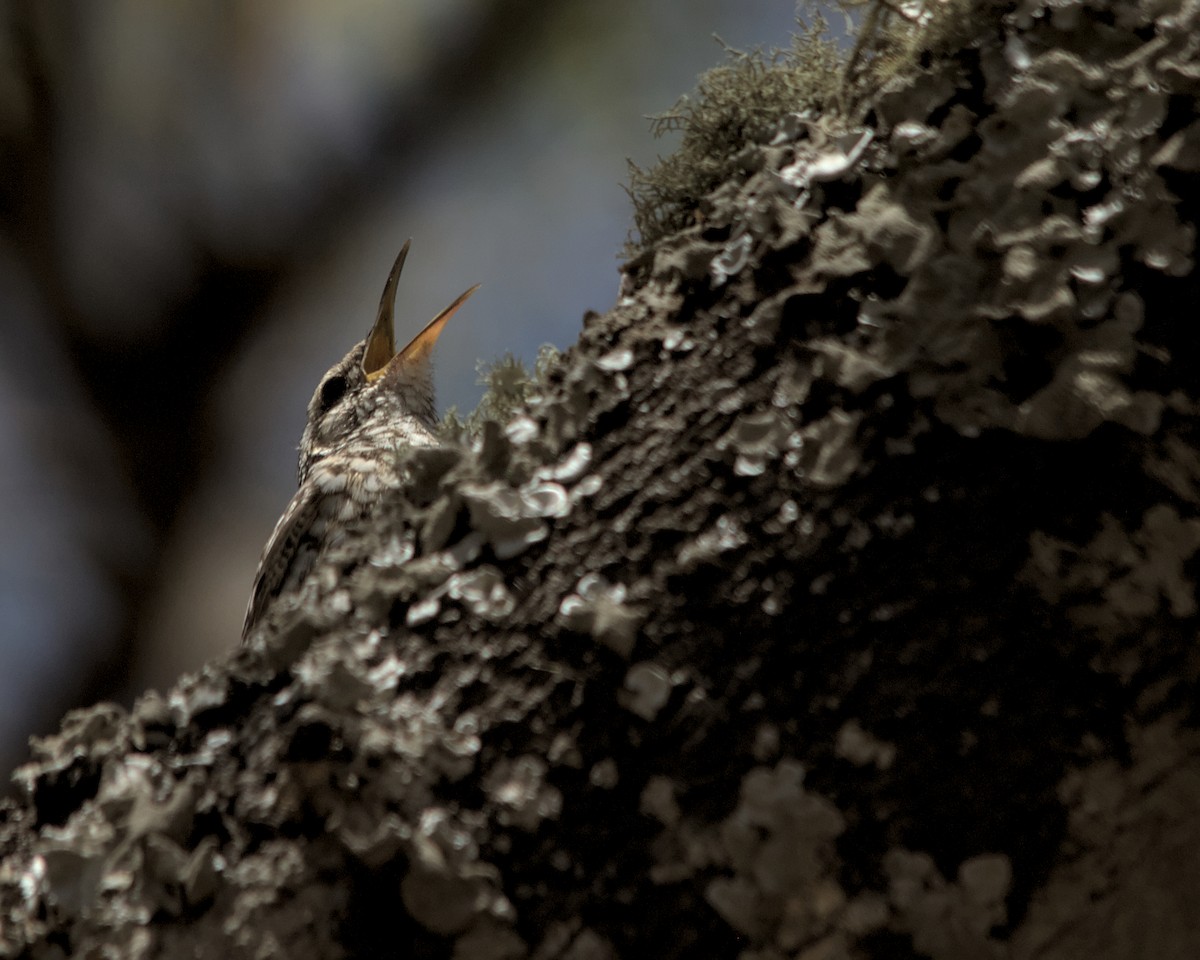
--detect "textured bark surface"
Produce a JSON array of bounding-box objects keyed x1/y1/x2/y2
[{"x1": 3, "y1": 0, "x2": 1200, "y2": 957}]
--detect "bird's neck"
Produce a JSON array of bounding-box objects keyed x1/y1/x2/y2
[{"x1": 298, "y1": 414, "x2": 438, "y2": 486}]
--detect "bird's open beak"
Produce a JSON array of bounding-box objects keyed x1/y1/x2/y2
[
  {"x1": 362, "y1": 240, "x2": 408, "y2": 378},
  {"x1": 362, "y1": 239, "x2": 479, "y2": 382}
]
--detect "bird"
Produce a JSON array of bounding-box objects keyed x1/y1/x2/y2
[{"x1": 243, "y1": 240, "x2": 478, "y2": 638}]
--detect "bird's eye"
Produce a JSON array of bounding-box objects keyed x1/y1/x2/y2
[{"x1": 318, "y1": 374, "x2": 348, "y2": 414}]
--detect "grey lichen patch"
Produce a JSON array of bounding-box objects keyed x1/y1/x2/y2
[
  {"x1": 639, "y1": 776, "x2": 682, "y2": 826},
  {"x1": 1146, "y1": 419, "x2": 1200, "y2": 505},
  {"x1": 835, "y1": 719, "x2": 896, "y2": 770},
  {"x1": 556, "y1": 574, "x2": 644, "y2": 657},
  {"x1": 453, "y1": 919, "x2": 529, "y2": 960},
  {"x1": 11, "y1": 703, "x2": 130, "y2": 804},
  {"x1": 399, "y1": 860, "x2": 496, "y2": 937},
  {"x1": 795, "y1": 411, "x2": 865, "y2": 488},
  {"x1": 620, "y1": 662, "x2": 674, "y2": 721},
  {"x1": 715, "y1": 408, "x2": 793, "y2": 478},
  {"x1": 676, "y1": 515, "x2": 750, "y2": 572},
  {"x1": 885, "y1": 849, "x2": 1012, "y2": 960},
  {"x1": 214, "y1": 841, "x2": 351, "y2": 959},
  {"x1": 535, "y1": 926, "x2": 619, "y2": 960},
  {"x1": 1023, "y1": 504, "x2": 1200, "y2": 652},
  {"x1": 484, "y1": 755, "x2": 562, "y2": 831},
  {"x1": 2, "y1": 698, "x2": 352, "y2": 958},
  {"x1": 459, "y1": 480, "x2": 554, "y2": 559},
  {"x1": 445, "y1": 565, "x2": 517, "y2": 620},
  {"x1": 820, "y1": 181, "x2": 934, "y2": 276},
  {"x1": 1014, "y1": 717, "x2": 1200, "y2": 959},
  {"x1": 680, "y1": 760, "x2": 895, "y2": 955}
]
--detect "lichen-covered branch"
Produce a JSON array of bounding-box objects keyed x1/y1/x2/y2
[{"x1": 3, "y1": 0, "x2": 1200, "y2": 957}]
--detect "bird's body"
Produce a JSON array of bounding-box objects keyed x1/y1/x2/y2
[{"x1": 243, "y1": 241, "x2": 477, "y2": 637}]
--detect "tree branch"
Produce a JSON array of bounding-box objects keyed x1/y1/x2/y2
[{"x1": 3, "y1": 0, "x2": 1199, "y2": 957}]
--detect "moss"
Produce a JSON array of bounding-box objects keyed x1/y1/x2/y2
[
  {"x1": 458, "y1": 3, "x2": 1006, "y2": 433},
  {"x1": 623, "y1": 1, "x2": 1004, "y2": 258},
  {"x1": 843, "y1": 0, "x2": 1003, "y2": 101},
  {"x1": 439, "y1": 344, "x2": 562, "y2": 443},
  {"x1": 624, "y1": 24, "x2": 844, "y2": 256}
]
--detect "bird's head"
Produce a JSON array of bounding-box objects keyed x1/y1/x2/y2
[{"x1": 297, "y1": 240, "x2": 478, "y2": 483}]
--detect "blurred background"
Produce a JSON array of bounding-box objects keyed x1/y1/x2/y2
[{"x1": 0, "y1": 0, "x2": 823, "y2": 778}]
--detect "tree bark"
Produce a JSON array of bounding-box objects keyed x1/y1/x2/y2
[{"x1": 3, "y1": 0, "x2": 1200, "y2": 957}]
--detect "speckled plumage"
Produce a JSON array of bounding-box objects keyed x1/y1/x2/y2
[{"x1": 243, "y1": 241, "x2": 477, "y2": 637}]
